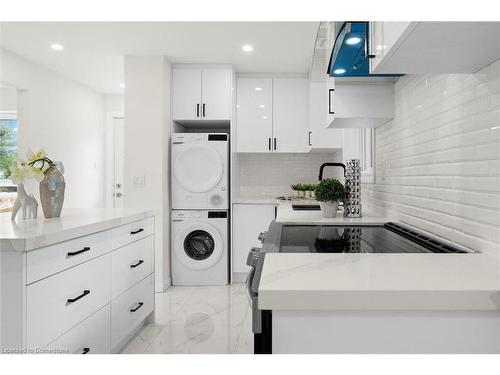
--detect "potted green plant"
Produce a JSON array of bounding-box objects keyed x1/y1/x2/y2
[
  {"x1": 314, "y1": 178, "x2": 346, "y2": 218},
  {"x1": 308, "y1": 183, "x2": 318, "y2": 199}
]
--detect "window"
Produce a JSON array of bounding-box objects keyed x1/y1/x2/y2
[{"x1": 0, "y1": 111, "x2": 17, "y2": 191}]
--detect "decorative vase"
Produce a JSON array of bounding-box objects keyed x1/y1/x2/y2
[
  {"x1": 319, "y1": 201, "x2": 339, "y2": 218},
  {"x1": 39, "y1": 165, "x2": 65, "y2": 218}
]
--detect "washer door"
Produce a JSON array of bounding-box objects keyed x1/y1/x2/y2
[
  {"x1": 174, "y1": 145, "x2": 223, "y2": 193},
  {"x1": 175, "y1": 222, "x2": 224, "y2": 270}
]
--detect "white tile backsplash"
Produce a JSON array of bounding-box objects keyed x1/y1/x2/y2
[
  {"x1": 364, "y1": 59, "x2": 500, "y2": 256},
  {"x1": 237, "y1": 152, "x2": 342, "y2": 198}
]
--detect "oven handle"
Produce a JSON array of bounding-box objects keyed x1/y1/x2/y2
[{"x1": 246, "y1": 267, "x2": 262, "y2": 334}]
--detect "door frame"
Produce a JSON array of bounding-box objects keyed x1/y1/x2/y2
[{"x1": 105, "y1": 111, "x2": 124, "y2": 208}]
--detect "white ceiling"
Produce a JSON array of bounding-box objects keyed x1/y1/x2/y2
[{"x1": 0, "y1": 22, "x2": 319, "y2": 94}]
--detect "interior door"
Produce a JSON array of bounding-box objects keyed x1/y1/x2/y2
[
  {"x1": 113, "y1": 118, "x2": 124, "y2": 208},
  {"x1": 172, "y1": 68, "x2": 202, "y2": 120},
  {"x1": 272, "y1": 78, "x2": 310, "y2": 153},
  {"x1": 236, "y1": 78, "x2": 273, "y2": 153},
  {"x1": 201, "y1": 68, "x2": 231, "y2": 120}
]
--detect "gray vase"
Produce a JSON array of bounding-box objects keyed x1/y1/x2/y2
[{"x1": 39, "y1": 165, "x2": 65, "y2": 218}]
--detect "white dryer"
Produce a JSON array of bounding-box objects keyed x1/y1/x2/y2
[
  {"x1": 171, "y1": 210, "x2": 228, "y2": 286},
  {"x1": 172, "y1": 133, "x2": 228, "y2": 210}
]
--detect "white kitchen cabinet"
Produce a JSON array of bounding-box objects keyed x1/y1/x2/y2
[
  {"x1": 272, "y1": 78, "x2": 310, "y2": 153},
  {"x1": 308, "y1": 79, "x2": 343, "y2": 150},
  {"x1": 236, "y1": 77, "x2": 309, "y2": 153},
  {"x1": 232, "y1": 203, "x2": 276, "y2": 280},
  {"x1": 201, "y1": 68, "x2": 232, "y2": 120},
  {"x1": 369, "y1": 22, "x2": 500, "y2": 74},
  {"x1": 172, "y1": 66, "x2": 231, "y2": 121},
  {"x1": 236, "y1": 78, "x2": 273, "y2": 152}
]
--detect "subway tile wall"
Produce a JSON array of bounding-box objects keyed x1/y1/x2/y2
[
  {"x1": 363, "y1": 59, "x2": 500, "y2": 256},
  {"x1": 237, "y1": 152, "x2": 342, "y2": 198}
]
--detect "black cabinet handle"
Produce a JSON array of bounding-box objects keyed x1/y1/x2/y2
[
  {"x1": 130, "y1": 228, "x2": 144, "y2": 235},
  {"x1": 196, "y1": 103, "x2": 200, "y2": 117},
  {"x1": 67, "y1": 247, "x2": 90, "y2": 257},
  {"x1": 130, "y1": 302, "x2": 144, "y2": 312},
  {"x1": 329, "y1": 89, "x2": 335, "y2": 114},
  {"x1": 274, "y1": 138, "x2": 277, "y2": 151},
  {"x1": 67, "y1": 290, "x2": 90, "y2": 303},
  {"x1": 202, "y1": 103, "x2": 206, "y2": 117},
  {"x1": 82, "y1": 347, "x2": 90, "y2": 354},
  {"x1": 268, "y1": 138, "x2": 271, "y2": 151},
  {"x1": 130, "y1": 260, "x2": 144, "y2": 268},
  {"x1": 308, "y1": 131, "x2": 312, "y2": 146}
]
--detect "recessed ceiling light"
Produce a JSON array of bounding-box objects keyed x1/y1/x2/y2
[
  {"x1": 120, "y1": 83, "x2": 126, "y2": 89},
  {"x1": 259, "y1": 104, "x2": 265, "y2": 108},
  {"x1": 50, "y1": 43, "x2": 64, "y2": 51},
  {"x1": 345, "y1": 36, "x2": 362, "y2": 45},
  {"x1": 242, "y1": 44, "x2": 254, "y2": 52},
  {"x1": 255, "y1": 87, "x2": 263, "y2": 91},
  {"x1": 262, "y1": 115, "x2": 268, "y2": 120},
  {"x1": 333, "y1": 68, "x2": 346, "y2": 75}
]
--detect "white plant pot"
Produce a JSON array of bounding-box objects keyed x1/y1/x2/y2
[{"x1": 319, "y1": 201, "x2": 339, "y2": 218}]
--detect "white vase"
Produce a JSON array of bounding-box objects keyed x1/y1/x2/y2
[{"x1": 319, "y1": 201, "x2": 339, "y2": 218}]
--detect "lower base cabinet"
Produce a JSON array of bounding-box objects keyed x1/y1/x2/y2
[
  {"x1": 44, "y1": 305, "x2": 111, "y2": 354},
  {"x1": 111, "y1": 275, "x2": 154, "y2": 350},
  {"x1": 232, "y1": 204, "x2": 277, "y2": 280}
]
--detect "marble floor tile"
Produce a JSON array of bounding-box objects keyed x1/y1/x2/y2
[{"x1": 121, "y1": 283, "x2": 253, "y2": 354}]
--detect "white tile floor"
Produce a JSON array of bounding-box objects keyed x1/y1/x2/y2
[{"x1": 121, "y1": 283, "x2": 253, "y2": 354}]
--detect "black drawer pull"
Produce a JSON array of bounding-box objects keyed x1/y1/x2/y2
[
  {"x1": 130, "y1": 302, "x2": 144, "y2": 312},
  {"x1": 130, "y1": 260, "x2": 144, "y2": 268},
  {"x1": 82, "y1": 347, "x2": 90, "y2": 354},
  {"x1": 67, "y1": 247, "x2": 90, "y2": 257},
  {"x1": 130, "y1": 228, "x2": 144, "y2": 235},
  {"x1": 67, "y1": 290, "x2": 90, "y2": 303}
]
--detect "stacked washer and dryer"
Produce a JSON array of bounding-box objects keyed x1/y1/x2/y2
[{"x1": 171, "y1": 133, "x2": 229, "y2": 285}]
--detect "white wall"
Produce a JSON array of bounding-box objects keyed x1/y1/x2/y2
[
  {"x1": 0, "y1": 49, "x2": 105, "y2": 208},
  {"x1": 0, "y1": 87, "x2": 17, "y2": 111},
  {"x1": 236, "y1": 152, "x2": 343, "y2": 198},
  {"x1": 124, "y1": 56, "x2": 171, "y2": 291},
  {"x1": 104, "y1": 94, "x2": 123, "y2": 114},
  {"x1": 364, "y1": 59, "x2": 500, "y2": 256}
]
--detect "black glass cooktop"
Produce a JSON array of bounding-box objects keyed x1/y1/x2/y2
[{"x1": 278, "y1": 223, "x2": 468, "y2": 254}]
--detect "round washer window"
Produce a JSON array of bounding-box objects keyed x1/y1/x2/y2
[{"x1": 183, "y1": 230, "x2": 215, "y2": 261}]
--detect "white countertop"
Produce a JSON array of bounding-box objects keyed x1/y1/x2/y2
[
  {"x1": 232, "y1": 197, "x2": 282, "y2": 205},
  {"x1": 0, "y1": 208, "x2": 156, "y2": 252},
  {"x1": 258, "y1": 252, "x2": 500, "y2": 311},
  {"x1": 276, "y1": 201, "x2": 390, "y2": 225}
]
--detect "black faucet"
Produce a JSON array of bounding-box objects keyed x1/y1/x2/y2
[{"x1": 318, "y1": 162, "x2": 346, "y2": 181}]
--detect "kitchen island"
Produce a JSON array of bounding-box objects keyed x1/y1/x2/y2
[
  {"x1": 0, "y1": 208, "x2": 156, "y2": 354},
  {"x1": 250, "y1": 217, "x2": 500, "y2": 354}
]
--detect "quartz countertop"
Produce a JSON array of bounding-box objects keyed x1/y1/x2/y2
[
  {"x1": 232, "y1": 197, "x2": 283, "y2": 205},
  {"x1": 276, "y1": 201, "x2": 390, "y2": 225},
  {"x1": 0, "y1": 208, "x2": 156, "y2": 252},
  {"x1": 258, "y1": 252, "x2": 500, "y2": 311}
]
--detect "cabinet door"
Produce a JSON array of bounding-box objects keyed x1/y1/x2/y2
[
  {"x1": 172, "y1": 68, "x2": 202, "y2": 120},
  {"x1": 309, "y1": 79, "x2": 343, "y2": 149},
  {"x1": 236, "y1": 78, "x2": 273, "y2": 152},
  {"x1": 369, "y1": 22, "x2": 412, "y2": 73},
  {"x1": 201, "y1": 68, "x2": 231, "y2": 120},
  {"x1": 232, "y1": 204, "x2": 276, "y2": 274},
  {"x1": 272, "y1": 78, "x2": 309, "y2": 153}
]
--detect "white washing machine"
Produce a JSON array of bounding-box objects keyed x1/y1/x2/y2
[
  {"x1": 172, "y1": 133, "x2": 228, "y2": 210},
  {"x1": 171, "y1": 210, "x2": 228, "y2": 286}
]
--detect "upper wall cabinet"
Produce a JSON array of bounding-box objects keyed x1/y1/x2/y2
[
  {"x1": 309, "y1": 78, "x2": 343, "y2": 150},
  {"x1": 236, "y1": 77, "x2": 309, "y2": 153},
  {"x1": 369, "y1": 22, "x2": 500, "y2": 74},
  {"x1": 172, "y1": 67, "x2": 232, "y2": 121}
]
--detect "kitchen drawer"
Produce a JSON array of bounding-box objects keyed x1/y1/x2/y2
[
  {"x1": 111, "y1": 217, "x2": 154, "y2": 250},
  {"x1": 43, "y1": 304, "x2": 110, "y2": 354},
  {"x1": 26, "y1": 230, "x2": 112, "y2": 284},
  {"x1": 27, "y1": 254, "x2": 111, "y2": 349},
  {"x1": 111, "y1": 274, "x2": 153, "y2": 349},
  {"x1": 111, "y1": 236, "x2": 154, "y2": 299}
]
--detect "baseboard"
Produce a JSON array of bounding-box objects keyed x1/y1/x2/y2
[
  {"x1": 232, "y1": 272, "x2": 248, "y2": 283},
  {"x1": 155, "y1": 276, "x2": 171, "y2": 293}
]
